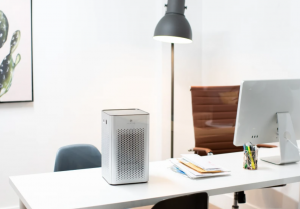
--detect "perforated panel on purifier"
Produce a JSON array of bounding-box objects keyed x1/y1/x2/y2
[{"x1": 116, "y1": 128, "x2": 145, "y2": 181}]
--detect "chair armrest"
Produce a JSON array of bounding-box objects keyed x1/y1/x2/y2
[
  {"x1": 257, "y1": 144, "x2": 277, "y2": 148},
  {"x1": 193, "y1": 147, "x2": 212, "y2": 156}
]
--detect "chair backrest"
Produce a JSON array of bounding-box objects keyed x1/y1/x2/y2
[
  {"x1": 54, "y1": 144, "x2": 101, "y2": 172},
  {"x1": 152, "y1": 192, "x2": 208, "y2": 209},
  {"x1": 190, "y1": 85, "x2": 242, "y2": 155}
]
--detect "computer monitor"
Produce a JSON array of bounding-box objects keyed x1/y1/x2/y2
[{"x1": 233, "y1": 79, "x2": 300, "y2": 165}]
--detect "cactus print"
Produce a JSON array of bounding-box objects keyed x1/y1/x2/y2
[
  {"x1": 0, "y1": 10, "x2": 9, "y2": 48},
  {"x1": 0, "y1": 31, "x2": 21, "y2": 98}
]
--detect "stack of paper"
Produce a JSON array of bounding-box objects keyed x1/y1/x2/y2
[{"x1": 169, "y1": 154, "x2": 230, "y2": 179}]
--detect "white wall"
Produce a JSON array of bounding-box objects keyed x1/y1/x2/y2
[
  {"x1": 201, "y1": 0, "x2": 300, "y2": 85},
  {"x1": 0, "y1": 0, "x2": 170, "y2": 208}
]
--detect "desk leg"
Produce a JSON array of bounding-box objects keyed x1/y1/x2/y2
[{"x1": 20, "y1": 200, "x2": 27, "y2": 209}]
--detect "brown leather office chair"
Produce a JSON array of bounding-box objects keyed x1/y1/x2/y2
[
  {"x1": 190, "y1": 85, "x2": 276, "y2": 156},
  {"x1": 190, "y1": 85, "x2": 278, "y2": 209}
]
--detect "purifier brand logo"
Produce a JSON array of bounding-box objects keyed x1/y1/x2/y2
[{"x1": 128, "y1": 119, "x2": 135, "y2": 124}]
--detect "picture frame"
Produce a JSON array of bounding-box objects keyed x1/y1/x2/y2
[{"x1": 0, "y1": 0, "x2": 33, "y2": 103}]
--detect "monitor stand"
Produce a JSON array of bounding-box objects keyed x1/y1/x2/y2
[{"x1": 261, "y1": 112, "x2": 300, "y2": 165}]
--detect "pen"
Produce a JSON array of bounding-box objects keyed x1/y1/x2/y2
[{"x1": 247, "y1": 146, "x2": 255, "y2": 169}]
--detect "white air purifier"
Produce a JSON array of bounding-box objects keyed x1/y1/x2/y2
[{"x1": 101, "y1": 109, "x2": 149, "y2": 185}]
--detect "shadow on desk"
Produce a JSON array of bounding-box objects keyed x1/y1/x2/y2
[
  {"x1": 133, "y1": 186, "x2": 299, "y2": 209},
  {"x1": 132, "y1": 204, "x2": 221, "y2": 209},
  {"x1": 209, "y1": 186, "x2": 299, "y2": 209},
  {"x1": 247, "y1": 186, "x2": 298, "y2": 209}
]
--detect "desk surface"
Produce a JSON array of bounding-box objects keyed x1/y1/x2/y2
[{"x1": 10, "y1": 145, "x2": 300, "y2": 209}]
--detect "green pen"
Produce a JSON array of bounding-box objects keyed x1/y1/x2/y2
[{"x1": 244, "y1": 145, "x2": 248, "y2": 169}]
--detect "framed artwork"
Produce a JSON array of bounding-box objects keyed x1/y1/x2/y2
[{"x1": 0, "y1": 0, "x2": 33, "y2": 103}]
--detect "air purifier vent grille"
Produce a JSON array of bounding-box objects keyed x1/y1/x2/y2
[{"x1": 117, "y1": 128, "x2": 145, "y2": 181}]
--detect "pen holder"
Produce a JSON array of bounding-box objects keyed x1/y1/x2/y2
[{"x1": 243, "y1": 149, "x2": 258, "y2": 170}]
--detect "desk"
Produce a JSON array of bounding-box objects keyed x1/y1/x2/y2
[{"x1": 10, "y1": 145, "x2": 300, "y2": 209}]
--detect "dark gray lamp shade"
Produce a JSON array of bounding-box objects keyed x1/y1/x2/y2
[{"x1": 154, "y1": 0, "x2": 192, "y2": 44}]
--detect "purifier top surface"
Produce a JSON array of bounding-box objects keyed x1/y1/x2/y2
[{"x1": 103, "y1": 109, "x2": 149, "y2": 116}]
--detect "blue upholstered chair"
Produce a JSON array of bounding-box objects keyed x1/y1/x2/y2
[{"x1": 54, "y1": 144, "x2": 101, "y2": 172}]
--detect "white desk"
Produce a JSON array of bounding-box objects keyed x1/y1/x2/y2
[{"x1": 10, "y1": 146, "x2": 300, "y2": 209}]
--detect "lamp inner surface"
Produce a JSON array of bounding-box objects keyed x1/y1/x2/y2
[{"x1": 153, "y1": 36, "x2": 192, "y2": 44}]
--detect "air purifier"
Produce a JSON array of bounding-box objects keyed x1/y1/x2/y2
[{"x1": 101, "y1": 109, "x2": 149, "y2": 185}]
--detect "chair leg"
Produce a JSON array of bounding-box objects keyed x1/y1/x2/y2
[{"x1": 232, "y1": 192, "x2": 239, "y2": 209}]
